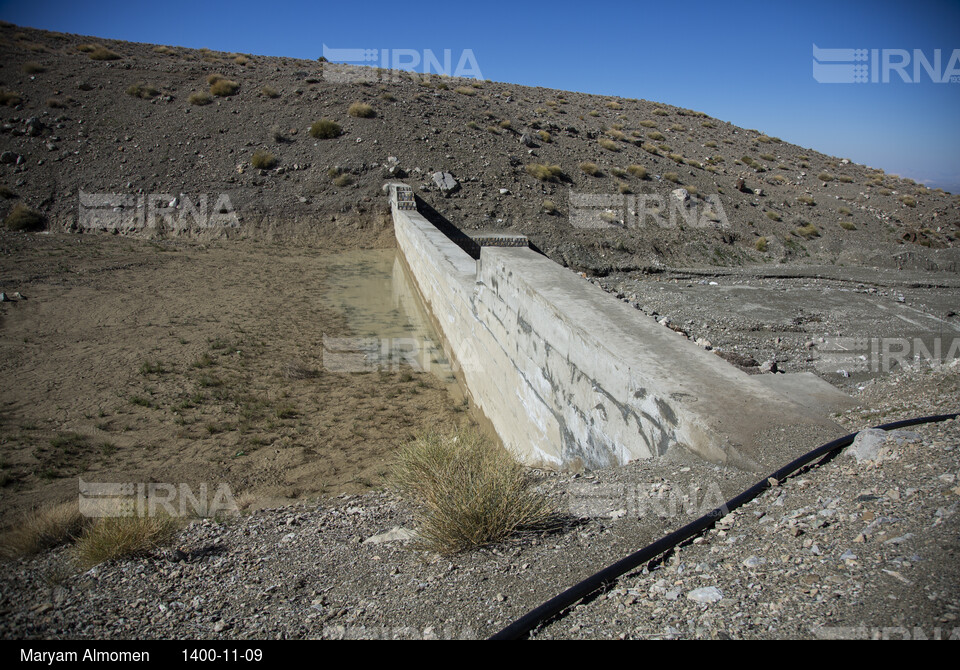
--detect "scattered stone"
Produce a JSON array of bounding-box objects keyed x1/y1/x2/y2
[
  {"x1": 846, "y1": 429, "x2": 889, "y2": 464},
  {"x1": 362, "y1": 526, "x2": 416, "y2": 545},
  {"x1": 431, "y1": 171, "x2": 460, "y2": 196},
  {"x1": 25, "y1": 117, "x2": 44, "y2": 137},
  {"x1": 686, "y1": 586, "x2": 723, "y2": 604}
]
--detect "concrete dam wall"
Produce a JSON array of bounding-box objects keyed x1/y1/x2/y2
[{"x1": 389, "y1": 184, "x2": 847, "y2": 471}]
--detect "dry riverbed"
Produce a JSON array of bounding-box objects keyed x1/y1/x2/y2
[{"x1": 0, "y1": 231, "x2": 467, "y2": 526}]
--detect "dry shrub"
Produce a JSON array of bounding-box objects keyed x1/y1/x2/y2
[
  {"x1": 210, "y1": 78, "x2": 239, "y2": 97},
  {"x1": 348, "y1": 102, "x2": 375, "y2": 118},
  {"x1": 310, "y1": 119, "x2": 341, "y2": 138},
  {"x1": 391, "y1": 428, "x2": 557, "y2": 554},
  {"x1": 5, "y1": 203, "x2": 44, "y2": 231},
  {"x1": 0, "y1": 502, "x2": 86, "y2": 559},
  {"x1": 251, "y1": 150, "x2": 277, "y2": 169},
  {"x1": 188, "y1": 92, "x2": 212, "y2": 106},
  {"x1": 73, "y1": 512, "x2": 180, "y2": 569},
  {"x1": 525, "y1": 163, "x2": 565, "y2": 182},
  {"x1": 88, "y1": 46, "x2": 121, "y2": 61}
]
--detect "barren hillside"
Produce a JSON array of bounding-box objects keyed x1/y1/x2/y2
[{"x1": 1, "y1": 23, "x2": 959, "y2": 273}]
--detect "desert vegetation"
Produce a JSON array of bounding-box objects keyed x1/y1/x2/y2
[
  {"x1": 310, "y1": 119, "x2": 342, "y2": 139},
  {"x1": 390, "y1": 428, "x2": 557, "y2": 554},
  {"x1": 348, "y1": 102, "x2": 375, "y2": 118}
]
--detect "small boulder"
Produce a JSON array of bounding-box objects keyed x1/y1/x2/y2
[
  {"x1": 846, "y1": 428, "x2": 889, "y2": 463},
  {"x1": 431, "y1": 171, "x2": 460, "y2": 196}
]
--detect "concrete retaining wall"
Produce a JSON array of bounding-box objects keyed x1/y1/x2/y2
[{"x1": 389, "y1": 184, "x2": 844, "y2": 471}]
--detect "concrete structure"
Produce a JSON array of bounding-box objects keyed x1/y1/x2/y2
[{"x1": 388, "y1": 184, "x2": 848, "y2": 472}]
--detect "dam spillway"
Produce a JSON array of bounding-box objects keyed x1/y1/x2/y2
[{"x1": 388, "y1": 183, "x2": 849, "y2": 471}]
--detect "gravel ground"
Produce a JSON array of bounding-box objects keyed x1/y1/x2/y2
[{"x1": 1, "y1": 362, "x2": 956, "y2": 640}]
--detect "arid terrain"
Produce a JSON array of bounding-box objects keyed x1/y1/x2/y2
[
  {"x1": 0, "y1": 24, "x2": 958, "y2": 640},
  {"x1": 0, "y1": 231, "x2": 467, "y2": 527}
]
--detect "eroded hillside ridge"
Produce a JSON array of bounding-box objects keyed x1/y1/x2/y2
[{"x1": 1, "y1": 22, "x2": 958, "y2": 272}]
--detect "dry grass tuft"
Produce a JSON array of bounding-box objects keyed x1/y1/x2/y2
[
  {"x1": 310, "y1": 119, "x2": 341, "y2": 139},
  {"x1": 580, "y1": 162, "x2": 602, "y2": 177},
  {"x1": 251, "y1": 150, "x2": 277, "y2": 170},
  {"x1": 391, "y1": 428, "x2": 557, "y2": 554},
  {"x1": 126, "y1": 83, "x2": 159, "y2": 99},
  {"x1": 73, "y1": 513, "x2": 180, "y2": 569},
  {"x1": 0, "y1": 89, "x2": 23, "y2": 106},
  {"x1": 0, "y1": 502, "x2": 86, "y2": 559},
  {"x1": 348, "y1": 102, "x2": 375, "y2": 118},
  {"x1": 188, "y1": 92, "x2": 212, "y2": 106},
  {"x1": 525, "y1": 163, "x2": 565, "y2": 182},
  {"x1": 598, "y1": 138, "x2": 620, "y2": 152},
  {"x1": 88, "y1": 45, "x2": 121, "y2": 61},
  {"x1": 4, "y1": 203, "x2": 45, "y2": 231},
  {"x1": 210, "y1": 78, "x2": 239, "y2": 97}
]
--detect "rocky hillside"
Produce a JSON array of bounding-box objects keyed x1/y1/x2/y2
[{"x1": 1, "y1": 22, "x2": 959, "y2": 272}]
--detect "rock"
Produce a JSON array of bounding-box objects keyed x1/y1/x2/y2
[
  {"x1": 759, "y1": 360, "x2": 778, "y2": 374},
  {"x1": 0, "y1": 151, "x2": 20, "y2": 165},
  {"x1": 520, "y1": 133, "x2": 538, "y2": 148},
  {"x1": 382, "y1": 156, "x2": 406, "y2": 178},
  {"x1": 753, "y1": 188, "x2": 764, "y2": 196},
  {"x1": 0, "y1": 293, "x2": 6, "y2": 302},
  {"x1": 742, "y1": 556, "x2": 765, "y2": 568},
  {"x1": 846, "y1": 428, "x2": 889, "y2": 463},
  {"x1": 686, "y1": 586, "x2": 723, "y2": 604},
  {"x1": 499, "y1": 188, "x2": 510, "y2": 195},
  {"x1": 671, "y1": 188, "x2": 690, "y2": 204},
  {"x1": 431, "y1": 171, "x2": 460, "y2": 196},
  {"x1": 25, "y1": 117, "x2": 44, "y2": 137},
  {"x1": 735, "y1": 177, "x2": 749, "y2": 193},
  {"x1": 362, "y1": 526, "x2": 416, "y2": 545}
]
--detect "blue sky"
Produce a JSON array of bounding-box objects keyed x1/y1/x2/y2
[{"x1": 2, "y1": 0, "x2": 959, "y2": 192}]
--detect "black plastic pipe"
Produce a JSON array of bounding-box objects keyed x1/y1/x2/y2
[{"x1": 489, "y1": 412, "x2": 959, "y2": 640}]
